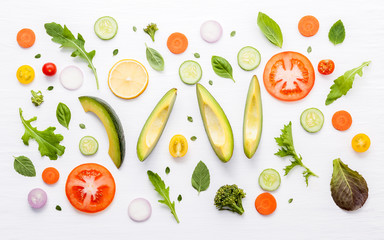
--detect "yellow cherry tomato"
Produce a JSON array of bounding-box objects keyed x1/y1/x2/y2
[
  {"x1": 17, "y1": 65, "x2": 35, "y2": 84},
  {"x1": 352, "y1": 133, "x2": 370, "y2": 153},
  {"x1": 169, "y1": 135, "x2": 188, "y2": 158}
]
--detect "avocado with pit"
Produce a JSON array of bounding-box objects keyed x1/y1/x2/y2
[
  {"x1": 79, "y1": 96, "x2": 125, "y2": 168},
  {"x1": 243, "y1": 75, "x2": 263, "y2": 159},
  {"x1": 137, "y1": 88, "x2": 177, "y2": 161},
  {"x1": 196, "y1": 84, "x2": 233, "y2": 162}
]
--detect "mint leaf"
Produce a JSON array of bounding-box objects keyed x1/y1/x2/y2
[
  {"x1": 329, "y1": 20, "x2": 345, "y2": 45},
  {"x1": 56, "y1": 102, "x2": 71, "y2": 129},
  {"x1": 257, "y1": 12, "x2": 283, "y2": 48},
  {"x1": 191, "y1": 161, "x2": 210, "y2": 194},
  {"x1": 13, "y1": 156, "x2": 36, "y2": 177}
]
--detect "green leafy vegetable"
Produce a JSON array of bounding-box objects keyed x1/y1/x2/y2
[
  {"x1": 143, "y1": 23, "x2": 158, "y2": 42},
  {"x1": 275, "y1": 122, "x2": 318, "y2": 186},
  {"x1": 133, "y1": 26, "x2": 137, "y2": 32},
  {"x1": 31, "y1": 90, "x2": 44, "y2": 106},
  {"x1": 79, "y1": 123, "x2": 86, "y2": 129},
  {"x1": 194, "y1": 53, "x2": 200, "y2": 58},
  {"x1": 13, "y1": 156, "x2": 36, "y2": 177},
  {"x1": 209, "y1": 80, "x2": 213, "y2": 85},
  {"x1": 257, "y1": 12, "x2": 283, "y2": 48},
  {"x1": 211, "y1": 56, "x2": 234, "y2": 82},
  {"x1": 56, "y1": 102, "x2": 71, "y2": 129},
  {"x1": 177, "y1": 194, "x2": 182, "y2": 202},
  {"x1": 288, "y1": 198, "x2": 293, "y2": 203},
  {"x1": 328, "y1": 20, "x2": 345, "y2": 45},
  {"x1": 34, "y1": 54, "x2": 41, "y2": 59},
  {"x1": 331, "y1": 158, "x2": 368, "y2": 211},
  {"x1": 165, "y1": 166, "x2": 170, "y2": 175},
  {"x1": 47, "y1": 86, "x2": 54, "y2": 91},
  {"x1": 190, "y1": 136, "x2": 197, "y2": 141},
  {"x1": 44, "y1": 22, "x2": 99, "y2": 89},
  {"x1": 19, "y1": 108, "x2": 65, "y2": 160},
  {"x1": 147, "y1": 170, "x2": 180, "y2": 223},
  {"x1": 113, "y1": 49, "x2": 119, "y2": 56},
  {"x1": 56, "y1": 205, "x2": 62, "y2": 211},
  {"x1": 307, "y1": 46, "x2": 312, "y2": 54},
  {"x1": 214, "y1": 184, "x2": 246, "y2": 215},
  {"x1": 187, "y1": 116, "x2": 193, "y2": 122},
  {"x1": 145, "y1": 44, "x2": 164, "y2": 71},
  {"x1": 325, "y1": 61, "x2": 371, "y2": 105},
  {"x1": 191, "y1": 161, "x2": 210, "y2": 194},
  {"x1": 230, "y1": 31, "x2": 236, "y2": 37}
]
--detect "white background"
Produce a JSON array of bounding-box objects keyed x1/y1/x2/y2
[{"x1": 1, "y1": 0, "x2": 383, "y2": 239}]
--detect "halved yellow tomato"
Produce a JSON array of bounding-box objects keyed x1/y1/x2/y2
[
  {"x1": 352, "y1": 133, "x2": 370, "y2": 153},
  {"x1": 17, "y1": 65, "x2": 35, "y2": 84},
  {"x1": 169, "y1": 135, "x2": 188, "y2": 158}
]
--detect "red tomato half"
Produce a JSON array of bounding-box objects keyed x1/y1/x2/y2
[
  {"x1": 318, "y1": 59, "x2": 335, "y2": 75},
  {"x1": 263, "y1": 51, "x2": 315, "y2": 101},
  {"x1": 65, "y1": 163, "x2": 116, "y2": 213}
]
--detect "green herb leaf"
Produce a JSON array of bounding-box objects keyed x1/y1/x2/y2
[
  {"x1": 191, "y1": 161, "x2": 210, "y2": 194},
  {"x1": 145, "y1": 44, "x2": 164, "y2": 71},
  {"x1": 44, "y1": 22, "x2": 99, "y2": 89},
  {"x1": 56, "y1": 205, "x2": 62, "y2": 211},
  {"x1": 133, "y1": 26, "x2": 137, "y2": 32},
  {"x1": 13, "y1": 156, "x2": 36, "y2": 177},
  {"x1": 307, "y1": 46, "x2": 312, "y2": 54},
  {"x1": 190, "y1": 136, "x2": 197, "y2": 141},
  {"x1": 325, "y1": 61, "x2": 371, "y2": 105},
  {"x1": 47, "y1": 86, "x2": 54, "y2": 91},
  {"x1": 288, "y1": 198, "x2": 293, "y2": 203},
  {"x1": 113, "y1": 49, "x2": 119, "y2": 56},
  {"x1": 35, "y1": 54, "x2": 41, "y2": 59},
  {"x1": 19, "y1": 108, "x2": 65, "y2": 160},
  {"x1": 165, "y1": 166, "x2": 170, "y2": 175},
  {"x1": 328, "y1": 20, "x2": 345, "y2": 45},
  {"x1": 209, "y1": 80, "x2": 213, "y2": 85},
  {"x1": 79, "y1": 123, "x2": 86, "y2": 129},
  {"x1": 187, "y1": 116, "x2": 193, "y2": 122},
  {"x1": 331, "y1": 158, "x2": 368, "y2": 211},
  {"x1": 56, "y1": 102, "x2": 71, "y2": 129},
  {"x1": 211, "y1": 56, "x2": 234, "y2": 82},
  {"x1": 194, "y1": 53, "x2": 200, "y2": 58},
  {"x1": 177, "y1": 194, "x2": 182, "y2": 202},
  {"x1": 143, "y1": 23, "x2": 158, "y2": 42},
  {"x1": 230, "y1": 31, "x2": 236, "y2": 37},
  {"x1": 31, "y1": 90, "x2": 44, "y2": 106},
  {"x1": 257, "y1": 12, "x2": 283, "y2": 48},
  {"x1": 147, "y1": 170, "x2": 180, "y2": 223}
]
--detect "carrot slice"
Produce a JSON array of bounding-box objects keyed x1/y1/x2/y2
[
  {"x1": 42, "y1": 167, "x2": 60, "y2": 185},
  {"x1": 17, "y1": 28, "x2": 36, "y2": 48},
  {"x1": 298, "y1": 15, "x2": 319, "y2": 37},
  {"x1": 167, "y1": 32, "x2": 188, "y2": 54},
  {"x1": 332, "y1": 110, "x2": 352, "y2": 131},
  {"x1": 255, "y1": 192, "x2": 276, "y2": 215}
]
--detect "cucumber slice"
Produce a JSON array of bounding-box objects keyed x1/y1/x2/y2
[
  {"x1": 94, "y1": 16, "x2": 118, "y2": 40},
  {"x1": 79, "y1": 136, "x2": 99, "y2": 155},
  {"x1": 179, "y1": 60, "x2": 202, "y2": 85},
  {"x1": 259, "y1": 168, "x2": 281, "y2": 191},
  {"x1": 300, "y1": 108, "x2": 324, "y2": 133},
  {"x1": 237, "y1": 46, "x2": 261, "y2": 71}
]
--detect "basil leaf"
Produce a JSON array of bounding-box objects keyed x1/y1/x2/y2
[
  {"x1": 257, "y1": 12, "x2": 283, "y2": 48},
  {"x1": 56, "y1": 102, "x2": 71, "y2": 129},
  {"x1": 145, "y1": 44, "x2": 164, "y2": 71},
  {"x1": 14, "y1": 156, "x2": 36, "y2": 177},
  {"x1": 211, "y1": 56, "x2": 234, "y2": 82},
  {"x1": 113, "y1": 49, "x2": 119, "y2": 56},
  {"x1": 191, "y1": 161, "x2": 210, "y2": 194},
  {"x1": 329, "y1": 20, "x2": 345, "y2": 45}
]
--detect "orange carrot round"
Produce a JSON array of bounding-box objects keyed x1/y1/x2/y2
[
  {"x1": 332, "y1": 110, "x2": 352, "y2": 131},
  {"x1": 42, "y1": 167, "x2": 60, "y2": 185},
  {"x1": 17, "y1": 28, "x2": 36, "y2": 48},
  {"x1": 167, "y1": 32, "x2": 188, "y2": 54},
  {"x1": 255, "y1": 192, "x2": 277, "y2": 215},
  {"x1": 298, "y1": 15, "x2": 319, "y2": 37}
]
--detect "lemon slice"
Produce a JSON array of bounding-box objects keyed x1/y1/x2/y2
[{"x1": 108, "y1": 59, "x2": 149, "y2": 99}]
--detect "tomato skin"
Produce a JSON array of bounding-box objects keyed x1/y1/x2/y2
[
  {"x1": 263, "y1": 51, "x2": 315, "y2": 101},
  {"x1": 352, "y1": 133, "x2": 370, "y2": 153},
  {"x1": 42, "y1": 62, "x2": 57, "y2": 76},
  {"x1": 318, "y1": 59, "x2": 335, "y2": 75}
]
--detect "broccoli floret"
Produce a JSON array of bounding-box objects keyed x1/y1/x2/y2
[
  {"x1": 143, "y1": 23, "x2": 158, "y2": 42},
  {"x1": 214, "y1": 184, "x2": 246, "y2": 215},
  {"x1": 31, "y1": 90, "x2": 44, "y2": 106}
]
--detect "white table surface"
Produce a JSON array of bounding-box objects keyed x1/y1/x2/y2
[{"x1": 1, "y1": 0, "x2": 384, "y2": 239}]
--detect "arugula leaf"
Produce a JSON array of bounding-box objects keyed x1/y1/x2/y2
[
  {"x1": 257, "y1": 12, "x2": 283, "y2": 48},
  {"x1": 328, "y1": 20, "x2": 345, "y2": 45},
  {"x1": 275, "y1": 122, "x2": 317, "y2": 186},
  {"x1": 147, "y1": 170, "x2": 180, "y2": 223},
  {"x1": 191, "y1": 161, "x2": 210, "y2": 194},
  {"x1": 13, "y1": 156, "x2": 36, "y2": 177},
  {"x1": 325, "y1": 61, "x2": 371, "y2": 105},
  {"x1": 211, "y1": 56, "x2": 234, "y2": 82},
  {"x1": 56, "y1": 102, "x2": 71, "y2": 129},
  {"x1": 19, "y1": 108, "x2": 65, "y2": 160},
  {"x1": 145, "y1": 44, "x2": 164, "y2": 71},
  {"x1": 44, "y1": 22, "x2": 99, "y2": 89}
]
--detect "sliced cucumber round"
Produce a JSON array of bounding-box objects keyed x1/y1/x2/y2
[
  {"x1": 300, "y1": 108, "x2": 324, "y2": 133},
  {"x1": 179, "y1": 60, "x2": 202, "y2": 85},
  {"x1": 259, "y1": 168, "x2": 281, "y2": 191},
  {"x1": 94, "y1": 16, "x2": 118, "y2": 40},
  {"x1": 79, "y1": 136, "x2": 99, "y2": 155},
  {"x1": 237, "y1": 46, "x2": 261, "y2": 71}
]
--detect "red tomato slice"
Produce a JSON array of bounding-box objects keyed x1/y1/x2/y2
[
  {"x1": 263, "y1": 51, "x2": 315, "y2": 101},
  {"x1": 65, "y1": 163, "x2": 116, "y2": 213}
]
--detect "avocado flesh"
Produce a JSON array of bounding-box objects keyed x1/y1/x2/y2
[
  {"x1": 243, "y1": 75, "x2": 263, "y2": 159},
  {"x1": 196, "y1": 84, "x2": 233, "y2": 162},
  {"x1": 79, "y1": 96, "x2": 125, "y2": 168},
  {"x1": 137, "y1": 88, "x2": 177, "y2": 161}
]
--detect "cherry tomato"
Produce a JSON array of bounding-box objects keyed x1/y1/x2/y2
[
  {"x1": 17, "y1": 65, "x2": 35, "y2": 84},
  {"x1": 65, "y1": 163, "x2": 116, "y2": 213},
  {"x1": 318, "y1": 59, "x2": 335, "y2": 75},
  {"x1": 352, "y1": 133, "x2": 370, "y2": 153},
  {"x1": 42, "y1": 62, "x2": 57, "y2": 76},
  {"x1": 263, "y1": 51, "x2": 315, "y2": 101},
  {"x1": 169, "y1": 134, "x2": 188, "y2": 157}
]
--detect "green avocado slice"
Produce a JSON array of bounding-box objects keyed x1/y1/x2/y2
[
  {"x1": 137, "y1": 88, "x2": 177, "y2": 161},
  {"x1": 243, "y1": 75, "x2": 263, "y2": 159},
  {"x1": 79, "y1": 96, "x2": 125, "y2": 168},
  {"x1": 196, "y1": 84, "x2": 233, "y2": 162}
]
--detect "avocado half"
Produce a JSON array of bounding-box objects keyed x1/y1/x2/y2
[
  {"x1": 79, "y1": 96, "x2": 125, "y2": 168},
  {"x1": 196, "y1": 84, "x2": 233, "y2": 162},
  {"x1": 243, "y1": 75, "x2": 263, "y2": 159},
  {"x1": 137, "y1": 88, "x2": 177, "y2": 161}
]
